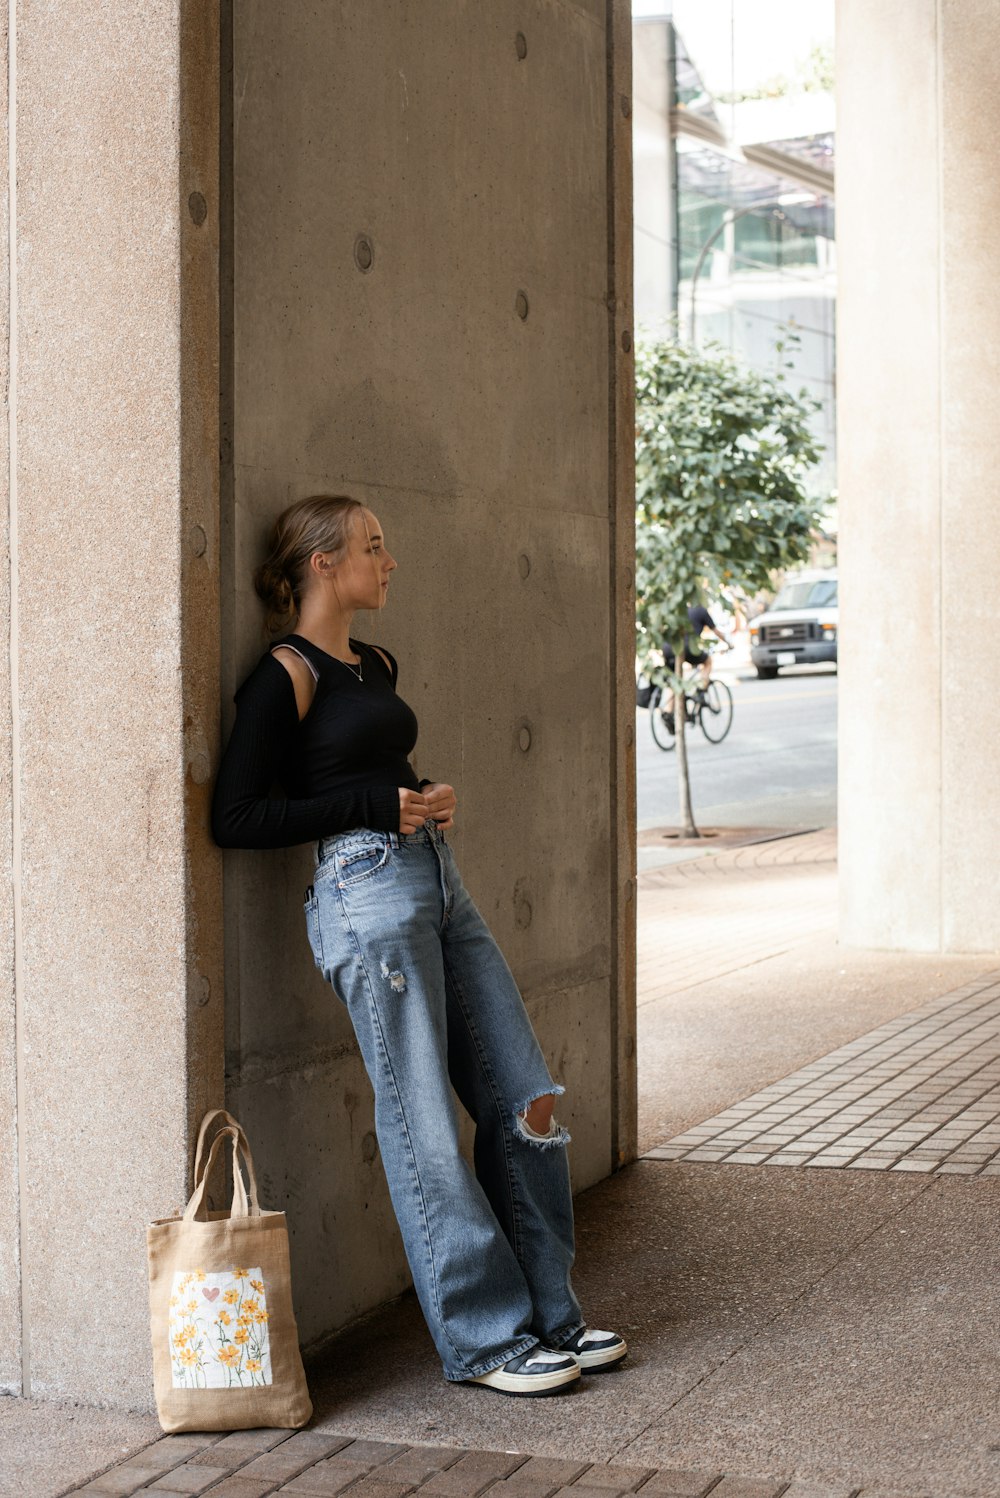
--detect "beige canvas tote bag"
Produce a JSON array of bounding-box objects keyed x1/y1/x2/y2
[{"x1": 147, "y1": 1108, "x2": 313, "y2": 1432}]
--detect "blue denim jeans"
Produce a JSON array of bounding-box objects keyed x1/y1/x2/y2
[{"x1": 303, "y1": 816, "x2": 584, "y2": 1381}]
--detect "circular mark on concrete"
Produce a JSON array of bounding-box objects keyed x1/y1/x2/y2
[
  {"x1": 354, "y1": 234, "x2": 374, "y2": 273},
  {"x1": 620, "y1": 93, "x2": 632, "y2": 118},
  {"x1": 514, "y1": 892, "x2": 533, "y2": 930},
  {"x1": 518, "y1": 726, "x2": 532, "y2": 753},
  {"x1": 196, "y1": 975, "x2": 211, "y2": 1008},
  {"x1": 625, "y1": 723, "x2": 634, "y2": 748},
  {"x1": 621, "y1": 329, "x2": 633, "y2": 353},
  {"x1": 515, "y1": 31, "x2": 528, "y2": 59},
  {"x1": 362, "y1": 1131, "x2": 378, "y2": 1163},
  {"x1": 188, "y1": 192, "x2": 207, "y2": 226},
  {"x1": 515, "y1": 289, "x2": 529, "y2": 321},
  {"x1": 517, "y1": 552, "x2": 531, "y2": 579},
  {"x1": 189, "y1": 751, "x2": 212, "y2": 786},
  {"x1": 190, "y1": 523, "x2": 207, "y2": 557}
]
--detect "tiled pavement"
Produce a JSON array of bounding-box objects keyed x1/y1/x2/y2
[
  {"x1": 644, "y1": 971, "x2": 1000, "y2": 1175},
  {"x1": 62, "y1": 1428, "x2": 880, "y2": 1498}
]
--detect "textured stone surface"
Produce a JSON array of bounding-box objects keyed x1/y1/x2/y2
[
  {"x1": 7, "y1": 0, "x2": 222, "y2": 1409},
  {"x1": 838, "y1": 0, "x2": 1000, "y2": 951},
  {"x1": 0, "y1": 1383, "x2": 164, "y2": 1491},
  {"x1": 0, "y1": 0, "x2": 632, "y2": 1420},
  {"x1": 0, "y1": 0, "x2": 13, "y2": 1400}
]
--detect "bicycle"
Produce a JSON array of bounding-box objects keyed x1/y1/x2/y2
[{"x1": 648, "y1": 659, "x2": 733, "y2": 751}]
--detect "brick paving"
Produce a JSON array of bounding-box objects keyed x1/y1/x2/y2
[
  {"x1": 644, "y1": 970, "x2": 1000, "y2": 1175},
  {"x1": 64, "y1": 1432, "x2": 880, "y2": 1497}
]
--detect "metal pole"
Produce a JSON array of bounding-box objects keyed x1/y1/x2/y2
[{"x1": 687, "y1": 202, "x2": 786, "y2": 343}]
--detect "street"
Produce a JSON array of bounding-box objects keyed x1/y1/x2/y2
[{"x1": 637, "y1": 659, "x2": 837, "y2": 833}]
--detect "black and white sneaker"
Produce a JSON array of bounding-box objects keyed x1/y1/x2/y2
[
  {"x1": 466, "y1": 1345, "x2": 581, "y2": 1396},
  {"x1": 558, "y1": 1326, "x2": 628, "y2": 1372}
]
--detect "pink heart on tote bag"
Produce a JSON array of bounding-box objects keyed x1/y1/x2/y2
[{"x1": 202, "y1": 1287, "x2": 220, "y2": 1302}]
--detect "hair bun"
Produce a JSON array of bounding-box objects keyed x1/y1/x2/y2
[{"x1": 253, "y1": 559, "x2": 296, "y2": 633}]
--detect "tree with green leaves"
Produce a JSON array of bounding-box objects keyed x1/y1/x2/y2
[{"x1": 635, "y1": 329, "x2": 827, "y2": 836}]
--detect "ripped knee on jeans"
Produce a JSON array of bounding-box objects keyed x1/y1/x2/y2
[{"x1": 514, "y1": 1088, "x2": 571, "y2": 1148}]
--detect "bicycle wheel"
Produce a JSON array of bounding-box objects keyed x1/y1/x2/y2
[
  {"x1": 699, "y1": 680, "x2": 733, "y2": 744},
  {"x1": 649, "y1": 689, "x2": 677, "y2": 751}
]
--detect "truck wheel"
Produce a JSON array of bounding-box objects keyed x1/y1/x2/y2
[{"x1": 755, "y1": 665, "x2": 779, "y2": 680}]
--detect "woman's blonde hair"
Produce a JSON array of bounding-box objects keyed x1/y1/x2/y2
[{"x1": 254, "y1": 493, "x2": 368, "y2": 634}]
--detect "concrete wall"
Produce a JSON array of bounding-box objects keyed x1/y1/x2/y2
[
  {"x1": 838, "y1": 0, "x2": 1000, "y2": 951},
  {"x1": 223, "y1": 0, "x2": 636, "y2": 1351},
  {"x1": 0, "y1": 1, "x2": 222, "y2": 1402},
  {"x1": 0, "y1": 0, "x2": 632, "y2": 1408}
]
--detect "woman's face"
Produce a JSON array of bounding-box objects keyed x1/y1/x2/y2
[{"x1": 343, "y1": 507, "x2": 397, "y2": 610}]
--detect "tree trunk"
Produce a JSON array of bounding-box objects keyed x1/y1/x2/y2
[{"x1": 671, "y1": 648, "x2": 699, "y2": 838}]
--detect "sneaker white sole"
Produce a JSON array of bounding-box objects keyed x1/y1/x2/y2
[
  {"x1": 571, "y1": 1340, "x2": 628, "y2": 1371},
  {"x1": 467, "y1": 1362, "x2": 581, "y2": 1395}
]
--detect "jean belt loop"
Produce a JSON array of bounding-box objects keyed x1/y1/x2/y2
[{"x1": 387, "y1": 830, "x2": 400, "y2": 850}]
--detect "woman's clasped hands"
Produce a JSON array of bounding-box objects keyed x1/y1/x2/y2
[{"x1": 399, "y1": 782, "x2": 457, "y2": 834}]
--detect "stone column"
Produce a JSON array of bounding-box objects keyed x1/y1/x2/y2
[
  {"x1": 0, "y1": 1, "x2": 222, "y2": 1400},
  {"x1": 0, "y1": 0, "x2": 634, "y2": 1408},
  {"x1": 837, "y1": 0, "x2": 1000, "y2": 951}
]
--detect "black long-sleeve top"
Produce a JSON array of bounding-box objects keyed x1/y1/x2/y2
[{"x1": 210, "y1": 633, "x2": 433, "y2": 849}]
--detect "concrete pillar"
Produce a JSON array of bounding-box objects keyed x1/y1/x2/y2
[
  {"x1": 223, "y1": 0, "x2": 636, "y2": 1351},
  {"x1": 0, "y1": 2, "x2": 222, "y2": 1400},
  {"x1": 838, "y1": 0, "x2": 1000, "y2": 951},
  {"x1": 0, "y1": 0, "x2": 633, "y2": 1409}
]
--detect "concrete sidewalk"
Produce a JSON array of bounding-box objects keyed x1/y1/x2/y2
[{"x1": 8, "y1": 828, "x2": 1000, "y2": 1498}]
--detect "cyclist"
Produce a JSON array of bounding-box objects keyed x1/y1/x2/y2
[{"x1": 661, "y1": 603, "x2": 732, "y2": 733}]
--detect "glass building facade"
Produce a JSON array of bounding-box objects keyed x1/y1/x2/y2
[{"x1": 633, "y1": 6, "x2": 836, "y2": 502}]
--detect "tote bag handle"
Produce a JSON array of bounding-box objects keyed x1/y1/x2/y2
[
  {"x1": 183, "y1": 1126, "x2": 260, "y2": 1222},
  {"x1": 191, "y1": 1108, "x2": 260, "y2": 1216}
]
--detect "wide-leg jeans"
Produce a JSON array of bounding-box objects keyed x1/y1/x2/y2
[{"x1": 303, "y1": 816, "x2": 584, "y2": 1381}]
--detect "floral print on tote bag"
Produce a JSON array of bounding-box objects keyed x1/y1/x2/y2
[{"x1": 168, "y1": 1266, "x2": 272, "y2": 1388}]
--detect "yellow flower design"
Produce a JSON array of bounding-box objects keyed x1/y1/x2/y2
[{"x1": 170, "y1": 1266, "x2": 270, "y2": 1389}]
